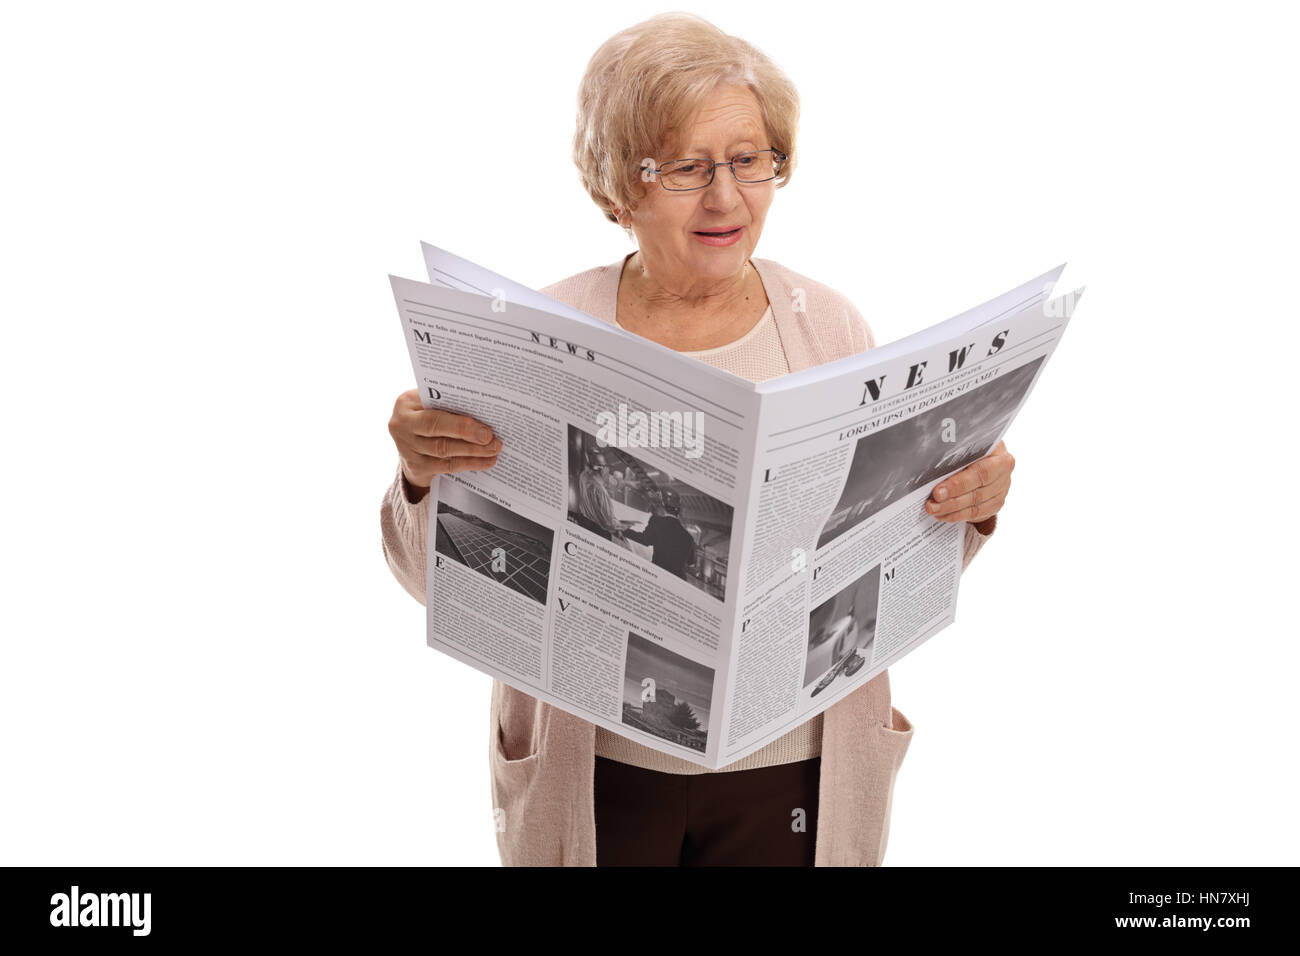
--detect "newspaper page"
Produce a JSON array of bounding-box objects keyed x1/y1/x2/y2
[
  {"x1": 718, "y1": 271, "x2": 1083, "y2": 764},
  {"x1": 390, "y1": 243, "x2": 1081, "y2": 768},
  {"x1": 390, "y1": 259, "x2": 763, "y2": 767}
]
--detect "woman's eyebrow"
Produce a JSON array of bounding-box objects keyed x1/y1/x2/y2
[{"x1": 680, "y1": 137, "x2": 763, "y2": 155}]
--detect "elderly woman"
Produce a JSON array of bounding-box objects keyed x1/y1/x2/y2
[{"x1": 381, "y1": 12, "x2": 1013, "y2": 866}]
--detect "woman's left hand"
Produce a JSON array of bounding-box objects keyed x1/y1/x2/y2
[{"x1": 924, "y1": 440, "x2": 1014, "y2": 527}]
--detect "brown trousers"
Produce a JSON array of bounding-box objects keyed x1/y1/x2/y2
[{"x1": 593, "y1": 755, "x2": 821, "y2": 866}]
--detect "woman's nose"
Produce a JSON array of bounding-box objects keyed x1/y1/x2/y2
[{"x1": 700, "y1": 165, "x2": 742, "y2": 207}]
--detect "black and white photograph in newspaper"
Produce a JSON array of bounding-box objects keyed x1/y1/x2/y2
[
  {"x1": 434, "y1": 479, "x2": 554, "y2": 606},
  {"x1": 565, "y1": 424, "x2": 732, "y2": 601},
  {"x1": 818, "y1": 356, "x2": 1046, "y2": 548},
  {"x1": 620, "y1": 632, "x2": 714, "y2": 753},
  {"x1": 804, "y1": 564, "x2": 881, "y2": 699}
]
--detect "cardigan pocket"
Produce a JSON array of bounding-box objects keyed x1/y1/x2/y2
[
  {"x1": 872, "y1": 705, "x2": 914, "y2": 865},
  {"x1": 491, "y1": 716, "x2": 543, "y2": 862},
  {"x1": 495, "y1": 720, "x2": 542, "y2": 765},
  {"x1": 492, "y1": 679, "x2": 543, "y2": 761}
]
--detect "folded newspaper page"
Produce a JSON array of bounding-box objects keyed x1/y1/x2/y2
[{"x1": 390, "y1": 242, "x2": 1083, "y2": 768}]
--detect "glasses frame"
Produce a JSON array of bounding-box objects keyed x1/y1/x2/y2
[{"x1": 647, "y1": 148, "x2": 788, "y2": 192}]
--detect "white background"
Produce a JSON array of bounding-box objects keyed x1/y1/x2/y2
[{"x1": 3, "y1": 0, "x2": 1296, "y2": 866}]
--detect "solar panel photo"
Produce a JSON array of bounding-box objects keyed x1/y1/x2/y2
[{"x1": 434, "y1": 481, "x2": 554, "y2": 606}]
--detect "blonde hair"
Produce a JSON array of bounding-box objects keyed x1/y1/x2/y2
[{"x1": 572, "y1": 12, "x2": 800, "y2": 231}]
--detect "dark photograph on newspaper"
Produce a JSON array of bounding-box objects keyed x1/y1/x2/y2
[
  {"x1": 565, "y1": 423, "x2": 733, "y2": 601},
  {"x1": 817, "y1": 356, "x2": 1045, "y2": 548}
]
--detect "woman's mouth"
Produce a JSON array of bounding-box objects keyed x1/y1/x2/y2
[{"x1": 693, "y1": 226, "x2": 743, "y2": 246}]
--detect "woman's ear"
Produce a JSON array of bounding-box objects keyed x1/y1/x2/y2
[{"x1": 612, "y1": 208, "x2": 635, "y2": 242}]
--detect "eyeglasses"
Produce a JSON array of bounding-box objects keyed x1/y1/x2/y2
[{"x1": 645, "y1": 148, "x2": 787, "y2": 191}]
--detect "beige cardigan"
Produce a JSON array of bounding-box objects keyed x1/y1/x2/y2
[{"x1": 381, "y1": 253, "x2": 994, "y2": 866}]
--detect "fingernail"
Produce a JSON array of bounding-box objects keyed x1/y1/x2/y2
[
  {"x1": 935, "y1": 487, "x2": 948, "y2": 501},
  {"x1": 477, "y1": 426, "x2": 492, "y2": 442}
]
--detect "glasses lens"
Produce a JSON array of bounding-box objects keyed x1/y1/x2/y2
[
  {"x1": 660, "y1": 159, "x2": 713, "y2": 190},
  {"x1": 732, "y1": 150, "x2": 778, "y2": 182}
]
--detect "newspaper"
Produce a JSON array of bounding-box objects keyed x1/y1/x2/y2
[{"x1": 390, "y1": 242, "x2": 1083, "y2": 768}]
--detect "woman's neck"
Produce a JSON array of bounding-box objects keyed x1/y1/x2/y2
[{"x1": 616, "y1": 252, "x2": 770, "y2": 351}]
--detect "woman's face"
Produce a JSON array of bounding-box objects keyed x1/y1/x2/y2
[{"x1": 624, "y1": 83, "x2": 776, "y2": 288}]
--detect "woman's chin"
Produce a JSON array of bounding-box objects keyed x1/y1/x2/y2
[{"x1": 687, "y1": 246, "x2": 749, "y2": 274}]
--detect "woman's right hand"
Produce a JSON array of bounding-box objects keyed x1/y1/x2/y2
[{"x1": 388, "y1": 388, "x2": 503, "y2": 496}]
